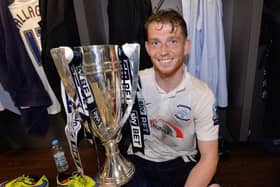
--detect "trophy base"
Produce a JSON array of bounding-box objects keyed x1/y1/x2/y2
[{"x1": 97, "y1": 140, "x2": 135, "y2": 186}]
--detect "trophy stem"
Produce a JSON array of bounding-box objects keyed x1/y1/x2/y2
[{"x1": 97, "y1": 139, "x2": 135, "y2": 186}]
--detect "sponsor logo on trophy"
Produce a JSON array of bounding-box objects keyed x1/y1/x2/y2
[{"x1": 50, "y1": 43, "x2": 140, "y2": 185}]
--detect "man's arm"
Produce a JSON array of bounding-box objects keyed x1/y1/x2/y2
[{"x1": 184, "y1": 139, "x2": 219, "y2": 187}]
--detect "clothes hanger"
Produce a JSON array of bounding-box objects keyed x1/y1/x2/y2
[{"x1": 153, "y1": 0, "x2": 165, "y2": 13}]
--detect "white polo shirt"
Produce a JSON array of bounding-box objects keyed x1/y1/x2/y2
[{"x1": 130, "y1": 67, "x2": 219, "y2": 162}]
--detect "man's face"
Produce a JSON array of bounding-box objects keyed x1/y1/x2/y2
[{"x1": 145, "y1": 22, "x2": 190, "y2": 77}]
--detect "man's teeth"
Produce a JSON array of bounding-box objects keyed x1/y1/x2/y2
[{"x1": 159, "y1": 59, "x2": 172, "y2": 63}]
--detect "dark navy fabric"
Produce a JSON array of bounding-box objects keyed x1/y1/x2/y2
[
  {"x1": 0, "y1": 0, "x2": 51, "y2": 107},
  {"x1": 0, "y1": 0, "x2": 51, "y2": 135},
  {"x1": 39, "y1": 0, "x2": 81, "y2": 115},
  {"x1": 123, "y1": 155, "x2": 196, "y2": 187},
  {"x1": 108, "y1": 0, "x2": 153, "y2": 70},
  {"x1": 20, "y1": 107, "x2": 49, "y2": 136},
  {"x1": 123, "y1": 155, "x2": 217, "y2": 187}
]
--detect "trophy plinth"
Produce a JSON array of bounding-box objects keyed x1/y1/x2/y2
[
  {"x1": 51, "y1": 43, "x2": 140, "y2": 186},
  {"x1": 98, "y1": 139, "x2": 134, "y2": 185}
]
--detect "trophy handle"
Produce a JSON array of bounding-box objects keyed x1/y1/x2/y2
[{"x1": 50, "y1": 47, "x2": 77, "y2": 99}]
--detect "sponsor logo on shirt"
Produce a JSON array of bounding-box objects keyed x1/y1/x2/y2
[{"x1": 150, "y1": 119, "x2": 184, "y2": 138}]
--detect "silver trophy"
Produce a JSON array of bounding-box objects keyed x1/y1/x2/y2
[{"x1": 50, "y1": 43, "x2": 140, "y2": 185}]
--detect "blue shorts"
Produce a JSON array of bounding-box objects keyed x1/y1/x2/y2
[{"x1": 123, "y1": 155, "x2": 217, "y2": 187}]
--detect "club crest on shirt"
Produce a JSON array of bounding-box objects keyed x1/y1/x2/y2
[{"x1": 174, "y1": 104, "x2": 191, "y2": 121}]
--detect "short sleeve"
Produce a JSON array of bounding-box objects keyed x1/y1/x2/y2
[{"x1": 193, "y1": 85, "x2": 219, "y2": 141}]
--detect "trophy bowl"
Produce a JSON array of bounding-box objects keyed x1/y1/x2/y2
[{"x1": 50, "y1": 43, "x2": 140, "y2": 186}]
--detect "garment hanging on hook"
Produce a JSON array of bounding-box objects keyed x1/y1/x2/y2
[
  {"x1": 39, "y1": 0, "x2": 81, "y2": 118},
  {"x1": 108, "y1": 0, "x2": 153, "y2": 70},
  {"x1": 182, "y1": 0, "x2": 228, "y2": 107},
  {"x1": 0, "y1": 0, "x2": 51, "y2": 135},
  {"x1": 8, "y1": 0, "x2": 61, "y2": 115}
]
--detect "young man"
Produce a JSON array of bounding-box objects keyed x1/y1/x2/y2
[{"x1": 123, "y1": 9, "x2": 220, "y2": 187}]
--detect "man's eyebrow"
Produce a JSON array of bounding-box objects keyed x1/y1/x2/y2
[{"x1": 147, "y1": 38, "x2": 159, "y2": 41}]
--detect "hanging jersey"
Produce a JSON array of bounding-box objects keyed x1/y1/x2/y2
[
  {"x1": 182, "y1": 0, "x2": 228, "y2": 107},
  {"x1": 128, "y1": 67, "x2": 219, "y2": 162},
  {"x1": 9, "y1": 0, "x2": 61, "y2": 114}
]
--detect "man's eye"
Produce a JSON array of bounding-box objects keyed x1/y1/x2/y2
[
  {"x1": 168, "y1": 39, "x2": 178, "y2": 45},
  {"x1": 151, "y1": 41, "x2": 160, "y2": 46}
]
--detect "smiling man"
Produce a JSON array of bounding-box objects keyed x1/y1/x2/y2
[{"x1": 122, "y1": 9, "x2": 221, "y2": 187}]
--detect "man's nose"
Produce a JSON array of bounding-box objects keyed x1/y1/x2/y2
[{"x1": 160, "y1": 43, "x2": 168, "y2": 55}]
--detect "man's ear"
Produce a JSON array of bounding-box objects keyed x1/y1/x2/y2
[
  {"x1": 145, "y1": 41, "x2": 150, "y2": 56},
  {"x1": 184, "y1": 39, "x2": 191, "y2": 56}
]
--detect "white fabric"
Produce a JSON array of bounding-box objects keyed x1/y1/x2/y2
[
  {"x1": 129, "y1": 67, "x2": 219, "y2": 162},
  {"x1": 182, "y1": 0, "x2": 228, "y2": 107},
  {"x1": 0, "y1": 83, "x2": 20, "y2": 114},
  {"x1": 9, "y1": 0, "x2": 61, "y2": 114}
]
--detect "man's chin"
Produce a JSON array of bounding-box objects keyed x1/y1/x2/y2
[{"x1": 156, "y1": 69, "x2": 174, "y2": 78}]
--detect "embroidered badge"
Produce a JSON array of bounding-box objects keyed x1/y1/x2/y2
[{"x1": 175, "y1": 104, "x2": 191, "y2": 121}]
